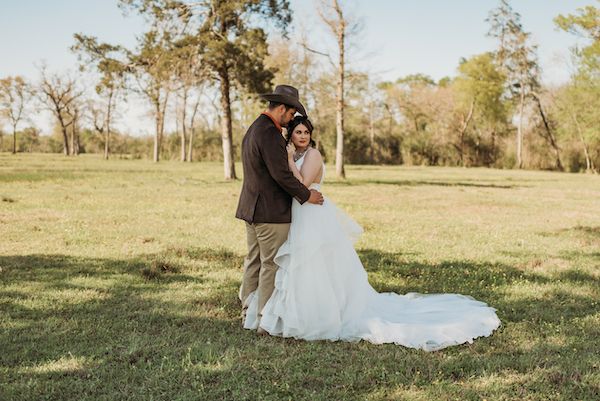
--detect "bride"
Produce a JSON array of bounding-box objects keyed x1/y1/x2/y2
[{"x1": 242, "y1": 116, "x2": 500, "y2": 351}]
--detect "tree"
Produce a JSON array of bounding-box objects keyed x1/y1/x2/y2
[
  {"x1": 266, "y1": 38, "x2": 317, "y2": 93},
  {"x1": 20, "y1": 127, "x2": 41, "y2": 153},
  {"x1": 554, "y1": 78, "x2": 599, "y2": 173},
  {"x1": 72, "y1": 34, "x2": 127, "y2": 160},
  {"x1": 487, "y1": 0, "x2": 540, "y2": 169},
  {"x1": 65, "y1": 98, "x2": 83, "y2": 155},
  {"x1": 486, "y1": 0, "x2": 515, "y2": 67},
  {"x1": 453, "y1": 53, "x2": 508, "y2": 166},
  {"x1": 170, "y1": 34, "x2": 206, "y2": 162},
  {"x1": 87, "y1": 98, "x2": 110, "y2": 154},
  {"x1": 0, "y1": 76, "x2": 32, "y2": 154},
  {"x1": 530, "y1": 90, "x2": 564, "y2": 171},
  {"x1": 363, "y1": 78, "x2": 384, "y2": 163},
  {"x1": 382, "y1": 76, "x2": 449, "y2": 166},
  {"x1": 555, "y1": 1, "x2": 600, "y2": 173},
  {"x1": 38, "y1": 68, "x2": 82, "y2": 156},
  {"x1": 555, "y1": 2, "x2": 600, "y2": 79},
  {"x1": 511, "y1": 31, "x2": 540, "y2": 169},
  {"x1": 128, "y1": 30, "x2": 175, "y2": 163},
  {"x1": 315, "y1": 0, "x2": 355, "y2": 178},
  {"x1": 121, "y1": 0, "x2": 291, "y2": 179}
]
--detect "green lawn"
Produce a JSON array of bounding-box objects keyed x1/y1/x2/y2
[{"x1": 1, "y1": 153, "x2": 599, "y2": 401}]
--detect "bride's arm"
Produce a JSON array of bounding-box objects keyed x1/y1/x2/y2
[{"x1": 296, "y1": 149, "x2": 323, "y2": 187}]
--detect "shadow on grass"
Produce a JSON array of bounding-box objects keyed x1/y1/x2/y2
[
  {"x1": 327, "y1": 178, "x2": 520, "y2": 189},
  {"x1": 560, "y1": 225, "x2": 600, "y2": 239},
  {"x1": 1, "y1": 248, "x2": 598, "y2": 400},
  {"x1": 0, "y1": 170, "x2": 88, "y2": 183},
  {"x1": 540, "y1": 224, "x2": 600, "y2": 240},
  {"x1": 571, "y1": 225, "x2": 600, "y2": 238},
  {"x1": 0, "y1": 248, "x2": 247, "y2": 400},
  {"x1": 358, "y1": 249, "x2": 599, "y2": 324}
]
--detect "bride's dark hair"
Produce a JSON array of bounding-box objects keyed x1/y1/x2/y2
[{"x1": 286, "y1": 116, "x2": 316, "y2": 147}]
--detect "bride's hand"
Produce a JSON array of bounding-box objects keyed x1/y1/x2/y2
[{"x1": 286, "y1": 143, "x2": 296, "y2": 159}]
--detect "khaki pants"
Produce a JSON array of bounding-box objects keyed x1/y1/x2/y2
[{"x1": 239, "y1": 222, "x2": 290, "y2": 320}]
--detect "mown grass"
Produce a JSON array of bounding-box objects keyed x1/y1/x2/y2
[{"x1": 0, "y1": 153, "x2": 599, "y2": 401}]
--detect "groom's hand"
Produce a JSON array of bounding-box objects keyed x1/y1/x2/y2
[{"x1": 308, "y1": 189, "x2": 324, "y2": 205}]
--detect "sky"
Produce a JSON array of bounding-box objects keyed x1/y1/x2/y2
[{"x1": 0, "y1": 0, "x2": 594, "y2": 135}]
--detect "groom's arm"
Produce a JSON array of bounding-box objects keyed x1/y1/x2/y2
[{"x1": 261, "y1": 133, "x2": 311, "y2": 204}]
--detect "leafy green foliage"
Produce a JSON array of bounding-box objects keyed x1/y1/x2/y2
[
  {"x1": 555, "y1": 2, "x2": 600, "y2": 78},
  {"x1": 554, "y1": 2, "x2": 600, "y2": 172}
]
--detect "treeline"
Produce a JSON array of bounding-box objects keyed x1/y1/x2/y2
[
  {"x1": 0, "y1": 126, "x2": 227, "y2": 161},
  {"x1": 0, "y1": 0, "x2": 599, "y2": 174}
]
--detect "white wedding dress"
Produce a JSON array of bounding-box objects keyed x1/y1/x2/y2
[{"x1": 243, "y1": 155, "x2": 500, "y2": 351}]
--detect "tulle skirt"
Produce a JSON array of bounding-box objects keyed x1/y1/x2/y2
[{"x1": 243, "y1": 195, "x2": 500, "y2": 351}]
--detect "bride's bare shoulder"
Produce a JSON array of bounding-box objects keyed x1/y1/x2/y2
[{"x1": 305, "y1": 147, "x2": 323, "y2": 163}]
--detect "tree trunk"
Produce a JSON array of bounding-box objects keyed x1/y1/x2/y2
[
  {"x1": 60, "y1": 119, "x2": 70, "y2": 156},
  {"x1": 68, "y1": 125, "x2": 74, "y2": 156},
  {"x1": 75, "y1": 132, "x2": 80, "y2": 155},
  {"x1": 180, "y1": 90, "x2": 188, "y2": 162},
  {"x1": 490, "y1": 129, "x2": 497, "y2": 167},
  {"x1": 219, "y1": 70, "x2": 237, "y2": 180},
  {"x1": 571, "y1": 112, "x2": 596, "y2": 174},
  {"x1": 335, "y1": 14, "x2": 346, "y2": 179},
  {"x1": 153, "y1": 89, "x2": 169, "y2": 163},
  {"x1": 187, "y1": 128, "x2": 194, "y2": 162},
  {"x1": 533, "y1": 94, "x2": 563, "y2": 171},
  {"x1": 104, "y1": 131, "x2": 110, "y2": 160},
  {"x1": 105, "y1": 90, "x2": 113, "y2": 160},
  {"x1": 160, "y1": 91, "x2": 169, "y2": 158},
  {"x1": 516, "y1": 82, "x2": 525, "y2": 169},
  {"x1": 187, "y1": 98, "x2": 200, "y2": 163},
  {"x1": 57, "y1": 107, "x2": 71, "y2": 155},
  {"x1": 457, "y1": 100, "x2": 475, "y2": 167},
  {"x1": 68, "y1": 109, "x2": 80, "y2": 156},
  {"x1": 369, "y1": 102, "x2": 375, "y2": 163},
  {"x1": 73, "y1": 111, "x2": 80, "y2": 156},
  {"x1": 12, "y1": 124, "x2": 17, "y2": 154},
  {"x1": 151, "y1": 86, "x2": 169, "y2": 163},
  {"x1": 153, "y1": 98, "x2": 161, "y2": 162},
  {"x1": 180, "y1": 127, "x2": 186, "y2": 161}
]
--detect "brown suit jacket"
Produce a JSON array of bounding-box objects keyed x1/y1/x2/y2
[{"x1": 235, "y1": 114, "x2": 311, "y2": 223}]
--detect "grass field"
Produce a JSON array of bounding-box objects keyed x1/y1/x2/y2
[{"x1": 1, "y1": 153, "x2": 599, "y2": 401}]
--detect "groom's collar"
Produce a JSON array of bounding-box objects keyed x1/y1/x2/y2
[{"x1": 261, "y1": 112, "x2": 282, "y2": 134}]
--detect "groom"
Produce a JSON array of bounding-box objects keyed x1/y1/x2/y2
[{"x1": 235, "y1": 84, "x2": 324, "y2": 334}]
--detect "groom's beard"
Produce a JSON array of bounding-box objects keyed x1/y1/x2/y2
[{"x1": 280, "y1": 119, "x2": 290, "y2": 128}]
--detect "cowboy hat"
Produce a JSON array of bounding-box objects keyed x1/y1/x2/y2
[{"x1": 259, "y1": 85, "x2": 307, "y2": 117}]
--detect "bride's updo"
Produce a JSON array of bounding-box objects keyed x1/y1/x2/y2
[{"x1": 286, "y1": 116, "x2": 316, "y2": 147}]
